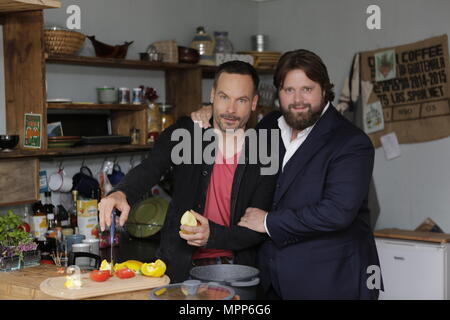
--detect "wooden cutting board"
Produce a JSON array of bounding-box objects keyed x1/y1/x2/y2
[{"x1": 40, "y1": 273, "x2": 170, "y2": 300}]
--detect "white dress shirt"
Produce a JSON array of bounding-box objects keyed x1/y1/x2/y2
[{"x1": 264, "y1": 102, "x2": 330, "y2": 236}]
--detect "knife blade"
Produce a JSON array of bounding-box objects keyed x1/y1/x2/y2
[{"x1": 110, "y1": 209, "x2": 117, "y2": 273}]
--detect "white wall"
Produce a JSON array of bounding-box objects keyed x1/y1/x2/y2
[{"x1": 256, "y1": 0, "x2": 450, "y2": 231}]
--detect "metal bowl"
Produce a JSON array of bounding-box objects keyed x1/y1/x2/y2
[{"x1": 0, "y1": 135, "x2": 19, "y2": 150}]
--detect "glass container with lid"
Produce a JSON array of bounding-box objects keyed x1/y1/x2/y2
[{"x1": 159, "y1": 104, "x2": 174, "y2": 131}]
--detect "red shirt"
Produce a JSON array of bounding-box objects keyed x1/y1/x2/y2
[{"x1": 192, "y1": 150, "x2": 240, "y2": 260}]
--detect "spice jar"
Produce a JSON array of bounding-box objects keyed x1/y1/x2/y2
[{"x1": 160, "y1": 104, "x2": 174, "y2": 131}]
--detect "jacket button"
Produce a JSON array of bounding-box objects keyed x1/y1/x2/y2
[
  {"x1": 276, "y1": 183, "x2": 280, "y2": 188},
  {"x1": 202, "y1": 170, "x2": 208, "y2": 176}
]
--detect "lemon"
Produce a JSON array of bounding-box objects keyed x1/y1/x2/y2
[
  {"x1": 100, "y1": 259, "x2": 112, "y2": 271},
  {"x1": 154, "y1": 287, "x2": 167, "y2": 296},
  {"x1": 64, "y1": 276, "x2": 81, "y2": 289},
  {"x1": 141, "y1": 259, "x2": 167, "y2": 277},
  {"x1": 180, "y1": 210, "x2": 197, "y2": 227},
  {"x1": 64, "y1": 277, "x2": 74, "y2": 289}
]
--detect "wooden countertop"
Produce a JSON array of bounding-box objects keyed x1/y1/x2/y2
[
  {"x1": 0, "y1": 264, "x2": 155, "y2": 300},
  {"x1": 374, "y1": 228, "x2": 450, "y2": 243}
]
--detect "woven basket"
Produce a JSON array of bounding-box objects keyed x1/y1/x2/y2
[
  {"x1": 44, "y1": 29, "x2": 86, "y2": 55},
  {"x1": 151, "y1": 40, "x2": 178, "y2": 63}
]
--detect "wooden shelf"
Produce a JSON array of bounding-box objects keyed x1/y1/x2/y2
[
  {"x1": 0, "y1": 144, "x2": 152, "y2": 159},
  {"x1": 46, "y1": 54, "x2": 276, "y2": 75},
  {"x1": 0, "y1": 0, "x2": 60, "y2": 13},
  {"x1": 46, "y1": 54, "x2": 197, "y2": 71},
  {"x1": 47, "y1": 103, "x2": 147, "y2": 111}
]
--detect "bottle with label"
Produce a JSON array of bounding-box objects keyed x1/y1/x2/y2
[
  {"x1": 46, "y1": 212, "x2": 56, "y2": 239},
  {"x1": 147, "y1": 102, "x2": 161, "y2": 143},
  {"x1": 57, "y1": 204, "x2": 71, "y2": 228},
  {"x1": 70, "y1": 190, "x2": 79, "y2": 234},
  {"x1": 31, "y1": 201, "x2": 47, "y2": 240}
]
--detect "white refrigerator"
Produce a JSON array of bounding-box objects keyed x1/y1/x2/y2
[{"x1": 375, "y1": 237, "x2": 450, "y2": 300}]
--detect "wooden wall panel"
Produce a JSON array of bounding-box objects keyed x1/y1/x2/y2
[
  {"x1": 165, "y1": 68, "x2": 202, "y2": 120},
  {"x1": 0, "y1": 157, "x2": 39, "y2": 205},
  {"x1": 3, "y1": 10, "x2": 47, "y2": 149}
]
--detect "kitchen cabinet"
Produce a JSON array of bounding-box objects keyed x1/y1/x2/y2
[{"x1": 375, "y1": 229, "x2": 450, "y2": 300}]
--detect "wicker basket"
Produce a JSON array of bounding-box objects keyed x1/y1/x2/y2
[
  {"x1": 151, "y1": 40, "x2": 178, "y2": 63},
  {"x1": 44, "y1": 29, "x2": 86, "y2": 55}
]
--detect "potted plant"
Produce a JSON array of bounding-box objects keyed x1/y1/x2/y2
[{"x1": 0, "y1": 210, "x2": 38, "y2": 271}]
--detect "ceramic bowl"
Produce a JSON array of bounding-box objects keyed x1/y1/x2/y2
[
  {"x1": 0, "y1": 135, "x2": 19, "y2": 150},
  {"x1": 178, "y1": 46, "x2": 200, "y2": 64}
]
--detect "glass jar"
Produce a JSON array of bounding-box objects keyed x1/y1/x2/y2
[
  {"x1": 214, "y1": 31, "x2": 233, "y2": 54},
  {"x1": 160, "y1": 104, "x2": 174, "y2": 131},
  {"x1": 147, "y1": 102, "x2": 161, "y2": 143}
]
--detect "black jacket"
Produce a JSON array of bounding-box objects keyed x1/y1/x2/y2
[{"x1": 115, "y1": 117, "x2": 277, "y2": 282}]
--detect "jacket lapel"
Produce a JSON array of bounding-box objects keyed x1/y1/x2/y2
[{"x1": 274, "y1": 105, "x2": 341, "y2": 203}]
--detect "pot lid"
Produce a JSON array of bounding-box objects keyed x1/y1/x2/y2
[
  {"x1": 125, "y1": 196, "x2": 168, "y2": 238},
  {"x1": 149, "y1": 281, "x2": 235, "y2": 300}
]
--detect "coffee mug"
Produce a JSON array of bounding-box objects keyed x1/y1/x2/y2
[{"x1": 48, "y1": 170, "x2": 73, "y2": 192}]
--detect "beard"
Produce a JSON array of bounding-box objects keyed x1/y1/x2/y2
[
  {"x1": 281, "y1": 100, "x2": 326, "y2": 131},
  {"x1": 214, "y1": 113, "x2": 245, "y2": 133}
]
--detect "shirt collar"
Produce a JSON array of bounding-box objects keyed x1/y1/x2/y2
[{"x1": 277, "y1": 102, "x2": 330, "y2": 140}]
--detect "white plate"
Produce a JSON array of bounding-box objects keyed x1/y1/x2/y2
[{"x1": 47, "y1": 98, "x2": 73, "y2": 103}]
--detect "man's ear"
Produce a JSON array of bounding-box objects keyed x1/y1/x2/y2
[
  {"x1": 251, "y1": 94, "x2": 258, "y2": 112},
  {"x1": 210, "y1": 88, "x2": 215, "y2": 104}
]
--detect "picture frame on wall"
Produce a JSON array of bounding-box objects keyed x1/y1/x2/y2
[{"x1": 23, "y1": 113, "x2": 42, "y2": 149}]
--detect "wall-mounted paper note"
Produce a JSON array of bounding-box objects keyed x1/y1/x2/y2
[{"x1": 380, "y1": 132, "x2": 401, "y2": 160}]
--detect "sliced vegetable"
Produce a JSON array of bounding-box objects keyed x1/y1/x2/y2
[
  {"x1": 140, "y1": 259, "x2": 166, "y2": 277},
  {"x1": 115, "y1": 267, "x2": 136, "y2": 279},
  {"x1": 90, "y1": 270, "x2": 111, "y2": 282}
]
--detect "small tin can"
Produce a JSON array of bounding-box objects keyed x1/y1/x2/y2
[
  {"x1": 132, "y1": 87, "x2": 143, "y2": 105},
  {"x1": 118, "y1": 87, "x2": 131, "y2": 104}
]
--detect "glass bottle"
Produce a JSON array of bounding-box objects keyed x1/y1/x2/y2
[
  {"x1": 214, "y1": 31, "x2": 234, "y2": 54},
  {"x1": 147, "y1": 102, "x2": 161, "y2": 143},
  {"x1": 160, "y1": 104, "x2": 174, "y2": 131},
  {"x1": 31, "y1": 201, "x2": 47, "y2": 240}
]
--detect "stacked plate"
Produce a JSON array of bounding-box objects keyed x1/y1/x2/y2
[
  {"x1": 48, "y1": 136, "x2": 81, "y2": 148},
  {"x1": 238, "y1": 51, "x2": 282, "y2": 69}
]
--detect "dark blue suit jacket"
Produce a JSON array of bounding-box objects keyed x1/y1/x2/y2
[{"x1": 257, "y1": 105, "x2": 381, "y2": 300}]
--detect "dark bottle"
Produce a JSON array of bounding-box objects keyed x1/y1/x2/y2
[
  {"x1": 70, "y1": 190, "x2": 79, "y2": 233},
  {"x1": 32, "y1": 201, "x2": 46, "y2": 216},
  {"x1": 43, "y1": 192, "x2": 55, "y2": 216}
]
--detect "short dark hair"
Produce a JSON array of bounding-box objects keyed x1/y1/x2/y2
[
  {"x1": 274, "y1": 49, "x2": 335, "y2": 102},
  {"x1": 213, "y1": 60, "x2": 259, "y2": 95}
]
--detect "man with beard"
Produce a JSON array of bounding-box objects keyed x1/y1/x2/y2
[
  {"x1": 192, "y1": 49, "x2": 382, "y2": 300},
  {"x1": 98, "y1": 61, "x2": 277, "y2": 283}
]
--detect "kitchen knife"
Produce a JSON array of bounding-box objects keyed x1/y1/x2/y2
[{"x1": 110, "y1": 208, "x2": 117, "y2": 273}]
